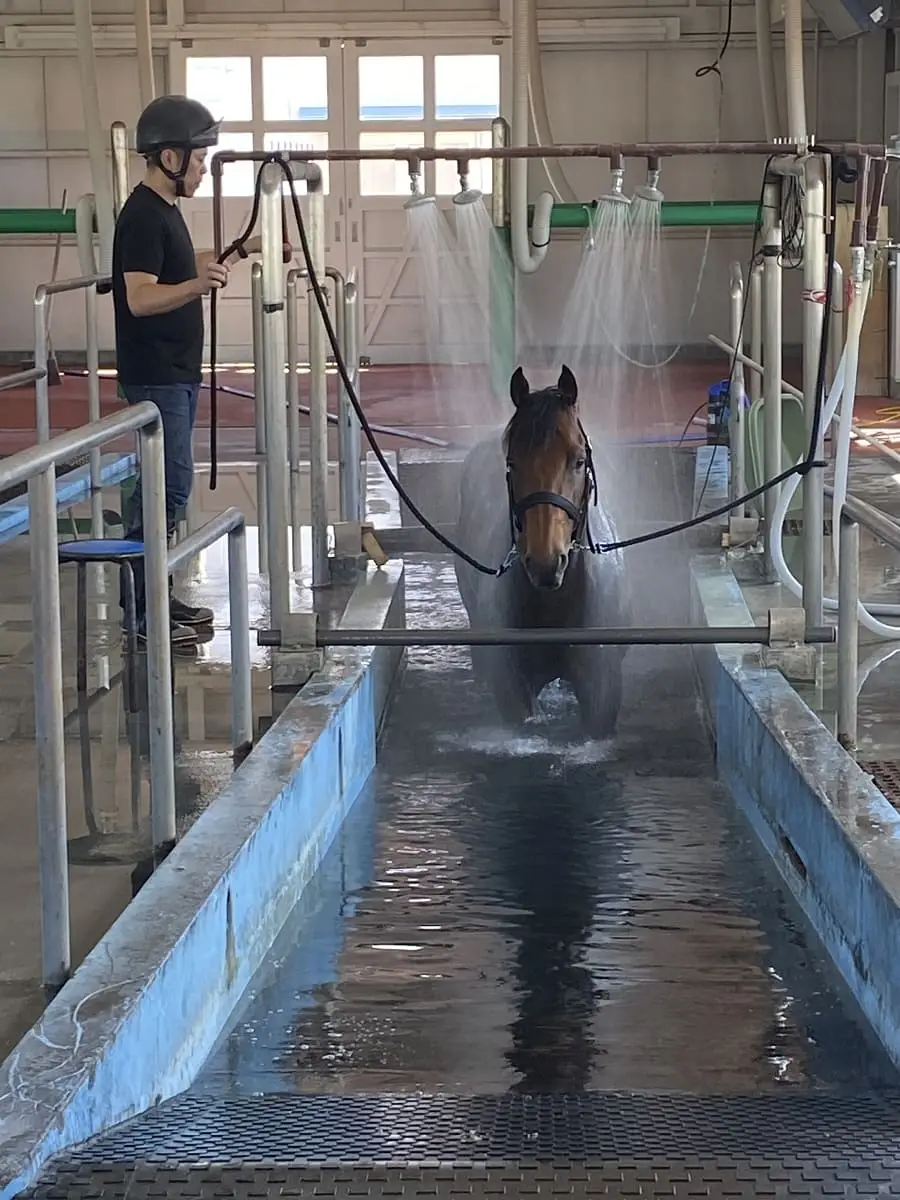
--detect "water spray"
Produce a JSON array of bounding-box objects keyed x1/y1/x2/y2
[
  {"x1": 634, "y1": 156, "x2": 664, "y2": 204},
  {"x1": 453, "y1": 158, "x2": 483, "y2": 206},
  {"x1": 600, "y1": 153, "x2": 631, "y2": 206},
  {"x1": 403, "y1": 159, "x2": 433, "y2": 209}
]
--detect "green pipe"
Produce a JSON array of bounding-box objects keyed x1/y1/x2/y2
[
  {"x1": 0, "y1": 208, "x2": 79, "y2": 235},
  {"x1": 532, "y1": 201, "x2": 761, "y2": 230}
]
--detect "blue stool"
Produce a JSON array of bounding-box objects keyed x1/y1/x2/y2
[{"x1": 58, "y1": 539, "x2": 145, "y2": 836}]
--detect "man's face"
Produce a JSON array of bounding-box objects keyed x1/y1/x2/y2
[{"x1": 159, "y1": 147, "x2": 208, "y2": 197}]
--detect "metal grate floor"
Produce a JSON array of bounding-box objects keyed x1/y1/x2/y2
[
  {"x1": 860, "y1": 760, "x2": 900, "y2": 809},
  {"x1": 21, "y1": 1090, "x2": 900, "y2": 1198}
]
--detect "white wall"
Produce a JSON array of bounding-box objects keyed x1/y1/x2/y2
[{"x1": 0, "y1": 0, "x2": 888, "y2": 359}]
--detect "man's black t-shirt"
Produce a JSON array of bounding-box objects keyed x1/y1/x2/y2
[{"x1": 112, "y1": 184, "x2": 204, "y2": 386}]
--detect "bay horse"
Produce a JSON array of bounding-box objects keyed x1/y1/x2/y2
[{"x1": 454, "y1": 365, "x2": 630, "y2": 739}]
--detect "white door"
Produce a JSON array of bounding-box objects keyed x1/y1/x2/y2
[
  {"x1": 341, "y1": 38, "x2": 508, "y2": 364},
  {"x1": 169, "y1": 39, "x2": 346, "y2": 363}
]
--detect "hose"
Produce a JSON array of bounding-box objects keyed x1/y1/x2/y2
[{"x1": 510, "y1": 0, "x2": 553, "y2": 273}]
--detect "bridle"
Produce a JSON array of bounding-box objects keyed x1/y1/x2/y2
[{"x1": 503, "y1": 413, "x2": 600, "y2": 572}]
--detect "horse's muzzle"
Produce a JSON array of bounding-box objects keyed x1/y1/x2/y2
[{"x1": 523, "y1": 550, "x2": 569, "y2": 591}]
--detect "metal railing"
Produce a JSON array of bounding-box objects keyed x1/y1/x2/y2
[
  {"x1": 0, "y1": 367, "x2": 47, "y2": 393},
  {"x1": 166, "y1": 507, "x2": 253, "y2": 757},
  {"x1": 3, "y1": 403, "x2": 173, "y2": 989}
]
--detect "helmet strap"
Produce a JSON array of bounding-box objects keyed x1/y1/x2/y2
[{"x1": 155, "y1": 147, "x2": 191, "y2": 198}]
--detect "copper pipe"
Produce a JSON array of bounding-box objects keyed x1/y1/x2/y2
[
  {"x1": 851, "y1": 154, "x2": 870, "y2": 248},
  {"x1": 867, "y1": 158, "x2": 889, "y2": 242},
  {"x1": 211, "y1": 141, "x2": 887, "y2": 166}
]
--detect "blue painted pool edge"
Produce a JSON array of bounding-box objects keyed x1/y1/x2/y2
[
  {"x1": 0, "y1": 559, "x2": 405, "y2": 1200},
  {"x1": 690, "y1": 553, "x2": 900, "y2": 1072}
]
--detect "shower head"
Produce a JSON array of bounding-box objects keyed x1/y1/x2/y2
[
  {"x1": 634, "y1": 163, "x2": 663, "y2": 204},
  {"x1": 599, "y1": 163, "x2": 630, "y2": 206},
  {"x1": 403, "y1": 165, "x2": 434, "y2": 210},
  {"x1": 404, "y1": 192, "x2": 435, "y2": 209},
  {"x1": 453, "y1": 186, "x2": 483, "y2": 206}
]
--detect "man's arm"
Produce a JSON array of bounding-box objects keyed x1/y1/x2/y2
[
  {"x1": 120, "y1": 212, "x2": 227, "y2": 318},
  {"x1": 196, "y1": 236, "x2": 262, "y2": 273},
  {"x1": 124, "y1": 272, "x2": 207, "y2": 318}
]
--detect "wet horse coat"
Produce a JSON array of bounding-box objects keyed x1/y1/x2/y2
[{"x1": 454, "y1": 367, "x2": 630, "y2": 738}]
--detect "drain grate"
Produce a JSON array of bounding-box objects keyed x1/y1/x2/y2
[
  {"x1": 859, "y1": 760, "x2": 900, "y2": 808},
  {"x1": 20, "y1": 1090, "x2": 900, "y2": 1198}
]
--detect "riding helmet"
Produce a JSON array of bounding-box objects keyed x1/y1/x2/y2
[{"x1": 135, "y1": 95, "x2": 220, "y2": 156}]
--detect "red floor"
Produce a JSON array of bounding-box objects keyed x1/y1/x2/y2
[{"x1": 0, "y1": 360, "x2": 895, "y2": 459}]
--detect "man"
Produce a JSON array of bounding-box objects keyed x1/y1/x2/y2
[{"x1": 113, "y1": 94, "x2": 259, "y2": 645}]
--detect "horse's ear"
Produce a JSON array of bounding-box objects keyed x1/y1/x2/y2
[
  {"x1": 557, "y1": 365, "x2": 578, "y2": 406},
  {"x1": 510, "y1": 367, "x2": 530, "y2": 408}
]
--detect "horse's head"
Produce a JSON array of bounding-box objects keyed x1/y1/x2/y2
[{"x1": 503, "y1": 365, "x2": 594, "y2": 591}]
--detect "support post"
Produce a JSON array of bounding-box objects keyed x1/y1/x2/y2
[
  {"x1": 29, "y1": 468, "x2": 69, "y2": 988},
  {"x1": 34, "y1": 288, "x2": 50, "y2": 443},
  {"x1": 340, "y1": 273, "x2": 363, "y2": 522},
  {"x1": 285, "y1": 270, "x2": 303, "y2": 570},
  {"x1": 110, "y1": 120, "x2": 130, "y2": 217},
  {"x1": 491, "y1": 116, "x2": 510, "y2": 229},
  {"x1": 829, "y1": 260, "x2": 844, "y2": 394},
  {"x1": 250, "y1": 261, "x2": 268, "y2": 573},
  {"x1": 260, "y1": 164, "x2": 291, "y2": 625},
  {"x1": 749, "y1": 262, "x2": 762, "y2": 409},
  {"x1": 762, "y1": 186, "x2": 783, "y2": 579},
  {"x1": 228, "y1": 522, "x2": 254, "y2": 756},
  {"x1": 802, "y1": 154, "x2": 827, "y2": 628},
  {"x1": 307, "y1": 181, "x2": 330, "y2": 589},
  {"x1": 84, "y1": 282, "x2": 103, "y2": 542},
  {"x1": 140, "y1": 418, "x2": 176, "y2": 858},
  {"x1": 837, "y1": 513, "x2": 859, "y2": 751},
  {"x1": 729, "y1": 261, "x2": 746, "y2": 518}
]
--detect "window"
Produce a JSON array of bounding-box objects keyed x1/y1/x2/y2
[
  {"x1": 359, "y1": 130, "x2": 426, "y2": 196},
  {"x1": 434, "y1": 55, "x2": 500, "y2": 120},
  {"x1": 196, "y1": 131, "x2": 255, "y2": 198},
  {"x1": 262, "y1": 56, "x2": 328, "y2": 122},
  {"x1": 434, "y1": 130, "x2": 493, "y2": 196},
  {"x1": 359, "y1": 56, "x2": 424, "y2": 121},
  {"x1": 264, "y1": 132, "x2": 330, "y2": 194},
  {"x1": 186, "y1": 57, "x2": 252, "y2": 122}
]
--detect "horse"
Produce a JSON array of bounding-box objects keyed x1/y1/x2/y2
[{"x1": 454, "y1": 364, "x2": 630, "y2": 739}]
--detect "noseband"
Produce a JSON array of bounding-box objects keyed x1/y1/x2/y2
[{"x1": 504, "y1": 417, "x2": 600, "y2": 568}]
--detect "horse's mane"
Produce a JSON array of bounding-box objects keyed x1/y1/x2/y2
[{"x1": 502, "y1": 387, "x2": 575, "y2": 456}]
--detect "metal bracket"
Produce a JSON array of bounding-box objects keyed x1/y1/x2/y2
[
  {"x1": 761, "y1": 606, "x2": 818, "y2": 682},
  {"x1": 723, "y1": 516, "x2": 760, "y2": 550}
]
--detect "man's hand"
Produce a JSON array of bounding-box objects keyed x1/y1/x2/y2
[{"x1": 196, "y1": 259, "x2": 229, "y2": 295}]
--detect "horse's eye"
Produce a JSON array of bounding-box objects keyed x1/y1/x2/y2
[{"x1": 573, "y1": 457, "x2": 586, "y2": 471}]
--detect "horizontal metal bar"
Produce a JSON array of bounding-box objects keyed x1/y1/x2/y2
[
  {"x1": 825, "y1": 485, "x2": 900, "y2": 556},
  {"x1": 167, "y1": 506, "x2": 245, "y2": 573},
  {"x1": 35, "y1": 274, "x2": 110, "y2": 298},
  {"x1": 305, "y1": 625, "x2": 837, "y2": 648},
  {"x1": 0, "y1": 366, "x2": 46, "y2": 392},
  {"x1": 212, "y1": 142, "x2": 885, "y2": 167},
  {"x1": 0, "y1": 401, "x2": 159, "y2": 493}
]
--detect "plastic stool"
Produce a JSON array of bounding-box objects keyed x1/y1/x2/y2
[{"x1": 58, "y1": 539, "x2": 145, "y2": 836}]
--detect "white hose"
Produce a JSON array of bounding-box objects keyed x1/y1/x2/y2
[
  {"x1": 783, "y1": 0, "x2": 808, "y2": 144},
  {"x1": 73, "y1": 0, "x2": 115, "y2": 276},
  {"x1": 511, "y1": 0, "x2": 553, "y2": 274},
  {"x1": 769, "y1": 273, "x2": 900, "y2": 638},
  {"x1": 754, "y1": 0, "x2": 782, "y2": 140}
]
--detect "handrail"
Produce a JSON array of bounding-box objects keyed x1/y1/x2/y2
[
  {"x1": 4, "y1": 401, "x2": 174, "y2": 989},
  {"x1": 167, "y1": 507, "x2": 253, "y2": 757},
  {"x1": 824, "y1": 483, "x2": 900, "y2": 555},
  {"x1": 0, "y1": 367, "x2": 46, "y2": 393}
]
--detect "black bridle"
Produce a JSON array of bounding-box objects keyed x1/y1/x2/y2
[{"x1": 504, "y1": 418, "x2": 600, "y2": 570}]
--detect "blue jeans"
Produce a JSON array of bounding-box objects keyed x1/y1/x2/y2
[{"x1": 120, "y1": 382, "x2": 200, "y2": 617}]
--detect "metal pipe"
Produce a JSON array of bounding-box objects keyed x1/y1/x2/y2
[
  {"x1": 140, "y1": 417, "x2": 176, "y2": 858},
  {"x1": 802, "y1": 153, "x2": 827, "y2": 627},
  {"x1": 134, "y1": 0, "x2": 155, "y2": 110},
  {"x1": 867, "y1": 158, "x2": 888, "y2": 242},
  {"x1": 228, "y1": 523, "x2": 253, "y2": 755},
  {"x1": 829, "y1": 260, "x2": 844, "y2": 395},
  {"x1": 762, "y1": 188, "x2": 783, "y2": 577},
  {"x1": 837, "y1": 514, "x2": 860, "y2": 750},
  {"x1": 303, "y1": 625, "x2": 836, "y2": 648},
  {"x1": 331, "y1": 270, "x2": 349, "y2": 522},
  {"x1": 754, "y1": 0, "x2": 781, "y2": 142},
  {"x1": 0, "y1": 366, "x2": 46, "y2": 392},
  {"x1": 285, "y1": 270, "x2": 303, "y2": 569},
  {"x1": 110, "y1": 121, "x2": 130, "y2": 217},
  {"x1": 749, "y1": 263, "x2": 762, "y2": 408},
  {"x1": 543, "y1": 201, "x2": 762, "y2": 228},
  {"x1": 34, "y1": 275, "x2": 110, "y2": 442},
  {"x1": 491, "y1": 116, "x2": 509, "y2": 229},
  {"x1": 343, "y1": 272, "x2": 362, "y2": 522},
  {"x1": 29, "y1": 468, "x2": 69, "y2": 988},
  {"x1": 260, "y1": 165, "x2": 290, "y2": 623},
  {"x1": 212, "y1": 142, "x2": 886, "y2": 164},
  {"x1": 84, "y1": 282, "x2": 103, "y2": 541},
  {"x1": 729, "y1": 262, "x2": 746, "y2": 518},
  {"x1": 250, "y1": 261, "x2": 268, "y2": 573},
  {"x1": 306, "y1": 181, "x2": 330, "y2": 589},
  {"x1": 72, "y1": 0, "x2": 115, "y2": 275}
]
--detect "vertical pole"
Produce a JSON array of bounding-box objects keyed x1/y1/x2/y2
[
  {"x1": 889, "y1": 248, "x2": 900, "y2": 399},
  {"x1": 749, "y1": 263, "x2": 763, "y2": 409},
  {"x1": 342, "y1": 274, "x2": 363, "y2": 522},
  {"x1": 762, "y1": 188, "x2": 783, "y2": 580},
  {"x1": 827, "y1": 260, "x2": 844, "y2": 463},
  {"x1": 85, "y1": 280, "x2": 109, "y2": 689},
  {"x1": 110, "y1": 120, "x2": 130, "y2": 217},
  {"x1": 330, "y1": 270, "x2": 350, "y2": 522},
  {"x1": 260, "y1": 164, "x2": 290, "y2": 625},
  {"x1": 285, "y1": 270, "x2": 303, "y2": 570},
  {"x1": 729, "y1": 262, "x2": 746, "y2": 518},
  {"x1": 34, "y1": 288, "x2": 50, "y2": 443},
  {"x1": 29, "y1": 469, "x2": 69, "y2": 988},
  {"x1": 490, "y1": 116, "x2": 509, "y2": 229},
  {"x1": 228, "y1": 522, "x2": 253, "y2": 756},
  {"x1": 140, "y1": 417, "x2": 176, "y2": 858},
  {"x1": 802, "y1": 154, "x2": 827, "y2": 628},
  {"x1": 837, "y1": 514, "x2": 859, "y2": 751},
  {"x1": 490, "y1": 117, "x2": 514, "y2": 402},
  {"x1": 251, "y1": 261, "x2": 268, "y2": 573},
  {"x1": 307, "y1": 181, "x2": 330, "y2": 589}
]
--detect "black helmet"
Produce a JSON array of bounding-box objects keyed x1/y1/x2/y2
[{"x1": 135, "y1": 95, "x2": 220, "y2": 156}]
